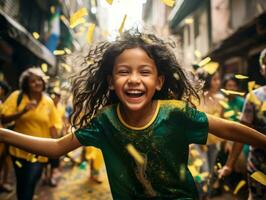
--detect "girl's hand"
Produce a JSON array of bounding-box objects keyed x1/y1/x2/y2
[
  {"x1": 218, "y1": 165, "x2": 232, "y2": 179},
  {"x1": 23, "y1": 100, "x2": 37, "y2": 113}
]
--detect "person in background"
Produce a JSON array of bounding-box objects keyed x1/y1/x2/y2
[
  {"x1": 0, "y1": 68, "x2": 59, "y2": 200},
  {"x1": 0, "y1": 81, "x2": 12, "y2": 193},
  {"x1": 43, "y1": 90, "x2": 66, "y2": 187},
  {"x1": 196, "y1": 69, "x2": 224, "y2": 198},
  {"x1": 219, "y1": 48, "x2": 266, "y2": 200}
]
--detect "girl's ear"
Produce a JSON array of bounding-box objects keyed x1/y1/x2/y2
[
  {"x1": 107, "y1": 75, "x2": 114, "y2": 90},
  {"x1": 156, "y1": 75, "x2": 165, "y2": 91}
]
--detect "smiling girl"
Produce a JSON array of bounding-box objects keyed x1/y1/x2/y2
[{"x1": 0, "y1": 31, "x2": 266, "y2": 199}]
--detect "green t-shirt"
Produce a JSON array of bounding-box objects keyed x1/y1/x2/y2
[
  {"x1": 75, "y1": 100, "x2": 208, "y2": 199},
  {"x1": 224, "y1": 96, "x2": 244, "y2": 121}
]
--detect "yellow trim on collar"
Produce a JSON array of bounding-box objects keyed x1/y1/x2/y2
[{"x1": 116, "y1": 101, "x2": 160, "y2": 130}]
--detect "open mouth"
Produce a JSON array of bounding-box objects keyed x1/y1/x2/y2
[{"x1": 125, "y1": 90, "x2": 145, "y2": 98}]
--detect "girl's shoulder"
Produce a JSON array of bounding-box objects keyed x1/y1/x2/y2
[{"x1": 159, "y1": 100, "x2": 186, "y2": 110}]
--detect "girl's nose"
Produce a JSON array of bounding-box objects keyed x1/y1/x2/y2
[{"x1": 128, "y1": 73, "x2": 140, "y2": 84}]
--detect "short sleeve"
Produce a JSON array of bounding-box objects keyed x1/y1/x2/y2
[
  {"x1": 1, "y1": 91, "x2": 20, "y2": 115},
  {"x1": 74, "y1": 118, "x2": 103, "y2": 148},
  {"x1": 184, "y1": 105, "x2": 208, "y2": 144}
]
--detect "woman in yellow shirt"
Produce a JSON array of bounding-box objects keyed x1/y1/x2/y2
[{"x1": 1, "y1": 68, "x2": 59, "y2": 200}]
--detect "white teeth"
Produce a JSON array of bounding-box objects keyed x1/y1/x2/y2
[{"x1": 126, "y1": 90, "x2": 142, "y2": 94}]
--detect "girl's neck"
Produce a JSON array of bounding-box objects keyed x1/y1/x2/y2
[
  {"x1": 120, "y1": 100, "x2": 158, "y2": 128},
  {"x1": 27, "y1": 92, "x2": 42, "y2": 102}
]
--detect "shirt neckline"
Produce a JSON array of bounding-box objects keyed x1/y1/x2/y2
[{"x1": 116, "y1": 100, "x2": 160, "y2": 131}]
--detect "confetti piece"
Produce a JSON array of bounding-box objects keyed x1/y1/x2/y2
[
  {"x1": 223, "y1": 184, "x2": 230, "y2": 191},
  {"x1": 119, "y1": 14, "x2": 127, "y2": 34},
  {"x1": 248, "y1": 81, "x2": 255, "y2": 92},
  {"x1": 202, "y1": 62, "x2": 219, "y2": 75},
  {"x1": 79, "y1": 161, "x2": 87, "y2": 170},
  {"x1": 247, "y1": 92, "x2": 261, "y2": 106},
  {"x1": 220, "y1": 89, "x2": 245, "y2": 96},
  {"x1": 70, "y1": 18, "x2": 86, "y2": 29},
  {"x1": 194, "y1": 159, "x2": 204, "y2": 167},
  {"x1": 50, "y1": 6, "x2": 55, "y2": 14},
  {"x1": 235, "y1": 74, "x2": 249, "y2": 79},
  {"x1": 15, "y1": 160, "x2": 22, "y2": 168},
  {"x1": 126, "y1": 144, "x2": 144, "y2": 165},
  {"x1": 260, "y1": 101, "x2": 266, "y2": 112},
  {"x1": 188, "y1": 165, "x2": 199, "y2": 177},
  {"x1": 194, "y1": 50, "x2": 201, "y2": 58},
  {"x1": 224, "y1": 110, "x2": 235, "y2": 118},
  {"x1": 250, "y1": 171, "x2": 266, "y2": 186},
  {"x1": 198, "y1": 57, "x2": 211, "y2": 67},
  {"x1": 53, "y1": 50, "x2": 65, "y2": 55},
  {"x1": 233, "y1": 180, "x2": 246, "y2": 195},
  {"x1": 61, "y1": 63, "x2": 71, "y2": 72},
  {"x1": 180, "y1": 164, "x2": 186, "y2": 181},
  {"x1": 64, "y1": 48, "x2": 72, "y2": 54},
  {"x1": 160, "y1": 0, "x2": 175, "y2": 7},
  {"x1": 86, "y1": 23, "x2": 96, "y2": 44},
  {"x1": 41, "y1": 63, "x2": 48, "y2": 73},
  {"x1": 199, "y1": 172, "x2": 209, "y2": 180},
  {"x1": 219, "y1": 100, "x2": 229, "y2": 109},
  {"x1": 70, "y1": 8, "x2": 88, "y2": 28},
  {"x1": 105, "y1": 0, "x2": 113, "y2": 5},
  {"x1": 217, "y1": 162, "x2": 222, "y2": 169},
  {"x1": 32, "y1": 32, "x2": 39, "y2": 39}
]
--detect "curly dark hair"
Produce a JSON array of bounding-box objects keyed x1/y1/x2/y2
[
  {"x1": 71, "y1": 30, "x2": 201, "y2": 129},
  {"x1": 196, "y1": 68, "x2": 219, "y2": 91}
]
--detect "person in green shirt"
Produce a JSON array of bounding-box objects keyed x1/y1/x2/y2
[{"x1": 0, "y1": 30, "x2": 266, "y2": 200}]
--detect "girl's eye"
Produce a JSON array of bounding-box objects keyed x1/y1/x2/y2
[
  {"x1": 117, "y1": 70, "x2": 129, "y2": 75},
  {"x1": 140, "y1": 70, "x2": 151, "y2": 75}
]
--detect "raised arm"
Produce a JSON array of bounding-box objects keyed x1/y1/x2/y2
[
  {"x1": 0, "y1": 128, "x2": 82, "y2": 158},
  {"x1": 207, "y1": 114, "x2": 266, "y2": 149}
]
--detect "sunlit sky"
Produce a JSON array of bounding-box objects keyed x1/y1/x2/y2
[{"x1": 99, "y1": 0, "x2": 147, "y2": 39}]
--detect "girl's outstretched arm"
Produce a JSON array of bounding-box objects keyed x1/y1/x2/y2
[
  {"x1": 0, "y1": 128, "x2": 82, "y2": 158},
  {"x1": 207, "y1": 114, "x2": 266, "y2": 149}
]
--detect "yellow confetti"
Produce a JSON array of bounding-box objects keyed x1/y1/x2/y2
[
  {"x1": 32, "y1": 32, "x2": 40, "y2": 40},
  {"x1": 223, "y1": 184, "x2": 230, "y2": 192},
  {"x1": 41, "y1": 63, "x2": 48, "y2": 73},
  {"x1": 221, "y1": 89, "x2": 245, "y2": 96},
  {"x1": 188, "y1": 165, "x2": 199, "y2": 177},
  {"x1": 126, "y1": 144, "x2": 144, "y2": 165},
  {"x1": 70, "y1": 18, "x2": 86, "y2": 29},
  {"x1": 194, "y1": 159, "x2": 204, "y2": 167},
  {"x1": 219, "y1": 100, "x2": 229, "y2": 109},
  {"x1": 233, "y1": 180, "x2": 246, "y2": 195},
  {"x1": 235, "y1": 74, "x2": 249, "y2": 79},
  {"x1": 61, "y1": 63, "x2": 71, "y2": 72},
  {"x1": 223, "y1": 110, "x2": 235, "y2": 118},
  {"x1": 50, "y1": 6, "x2": 55, "y2": 14},
  {"x1": 250, "y1": 171, "x2": 266, "y2": 186},
  {"x1": 86, "y1": 23, "x2": 96, "y2": 44},
  {"x1": 248, "y1": 92, "x2": 261, "y2": 106},
  {"x1": 119, "y1": 14, "x2": 127, "y2": 34},
  {"x1": 194, "y1": 50, "x2": 201, "y2": 58},
  {"x1": 198, "y1": 57, "x2": 211, "y2": 67},
  {"x1": 199, "y1": 172, "x2": 209, "y2": 180},
  {"x1": 180, "y1": 164, "x2": 186, "y2": 181},
  {"x1": 53, "y1": 50, "x2": 65, "y2": 55},
  {"x1": 105, "y1": 0, "x2": 113, "y2": 5},
  {"x1": 217, "y1": 162, "x2": 222, "y2": 169},
  {"x1": 202, "y1": 62, "x2": 219, "y2": 75},
  {"x1": 64, "y1": 48, "x2": 72, "y2": 54},
  {"x1": 160, "y1": 0, "x2": 175, "y2": 7},
  {"x1": 15, "y1": 160, "x2": 22, "y2": 168},
  {"x1": 248, "y1": 81, "x2": 255, "y2": 92},
  {"x1": 260, "y1": 101, "x2": 266, "y2": 112},
  {"x1": 70, "y1": 8, "x2": 88, "y2": 28}
]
